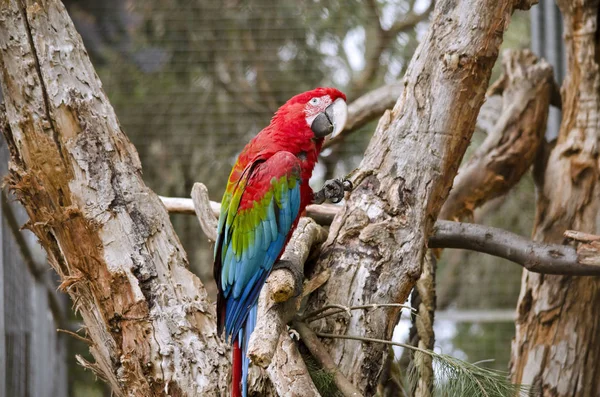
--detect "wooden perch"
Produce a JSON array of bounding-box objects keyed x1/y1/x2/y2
[
  {"x1": 163, "y1": 193, "x2": 339, "y2": 226},
  {"x1": 170, "y1": 191, "x2": 600, "y2": 277},
  {"x1": 440, "y1": 49, "x2": 554, "y2": 221}
]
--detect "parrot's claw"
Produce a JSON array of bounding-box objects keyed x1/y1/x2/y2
[
  {"x1": 312, "y1": 178, "x2": 353, "y2": 204},
  {"x1": 287, "y1": 326, "x2": 300, "y2": 341}
]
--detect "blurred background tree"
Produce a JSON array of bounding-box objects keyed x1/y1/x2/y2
[{"x1": 1, "y1": 0, "x2": 537, "y2": 395}]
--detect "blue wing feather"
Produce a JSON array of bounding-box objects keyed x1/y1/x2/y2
[{"x1": 215, "y1": 152, "x2": 302, "y2": 342}]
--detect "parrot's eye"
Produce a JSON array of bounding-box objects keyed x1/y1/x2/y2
[{"x1": 309, "y1": 97, "x2": 320, "y2": 106}]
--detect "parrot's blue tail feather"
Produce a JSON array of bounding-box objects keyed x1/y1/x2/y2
[{"x1": 240, "y1": 303, "x2": 258, "y2": 397}]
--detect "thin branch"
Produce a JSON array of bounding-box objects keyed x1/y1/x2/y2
[
  {"x1": 429, "y1": 221, "x2": 600, "y2": 275},
  {"x1": 315, "y1": 330, "x2": 431, "y2": 355},
  {"x1": 300, "y1": 303, "x2": 415, "y2": 322},
  {"x1": 160, "y1": 194, "x2": 339, "y2": 225},
  {"x1": 162, "y1": 193, "x2": 600, "y2": 275},
  {"x1": 57, "y1": 328, "x2": 93, "y2": 345},
  {"x1": 293, "y1": 321, "x2": 364, "y2": 397}
]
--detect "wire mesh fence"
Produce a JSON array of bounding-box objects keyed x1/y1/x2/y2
[
  {"x1": 0, "y1": 0, "x2": 565, "y2": 395},
  {"x1": 0, "y1": 142, "x2": 69, "y2": 397}
]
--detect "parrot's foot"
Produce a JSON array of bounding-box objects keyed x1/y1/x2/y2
[{"x1": 312, "y1": 178, "x2": 353, "y2": 204}]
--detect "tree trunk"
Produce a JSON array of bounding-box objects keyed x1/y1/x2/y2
[
  {"x1": 0, "y1": 0, "x2": 231, "y2": 395},
  {"x1": 510, "y1": 1, "x2": 600, "y2": 396},
  {"x1": 304, "y1": 0, "x2": 536, "y2": 394}
]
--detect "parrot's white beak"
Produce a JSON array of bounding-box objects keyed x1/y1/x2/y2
[{"x1": 328, "y1": 98, "x2": 348, "y2": 139}]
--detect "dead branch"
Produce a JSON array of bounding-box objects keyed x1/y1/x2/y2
[
  {"x1": 166, "y1": 192, "x2": 600, "y2": 276},
  {"x1": 429, "y1": 221, "x2": 600, "y2": 275},
  {"x1": 248, "y1": 218, "x2": 328, "y2": 368},
  {"x1": 293, "y1": 321, "x2": 363, "y2": 397},
  {"x1": 160, "y1": 195, "x2": 339, "y2": 225},
  {"x1": 440, "y1": 49, "x2": 554, "y2": 221},
  {"x1": 266, "y1": 333, "x2": 322, "y2": 397}
]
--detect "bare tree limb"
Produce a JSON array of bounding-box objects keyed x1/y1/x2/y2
[
  {"x1": 350, "y1": 0, "x2": 434, "y2": 98},
  {"x1": 160, "y1": 195, "x2": 339, "y2": 225},
  {"x1": 293, "y1": 321, "x2": 364, "y2": 397},
  {"x1": 266, "y1": 333, "x2": 322, "y2": 397},
  {"x1": 164, "y1": 193, "x2": 600, "y2": 276},
  {"x1": 440, "y1": 49, "x2": 554, "y2": 221},
  {"x1": 429, "y1": 221, "x2": 600, "y2": 276}
]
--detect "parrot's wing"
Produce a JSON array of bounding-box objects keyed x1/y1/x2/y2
[{"x1": 215, "y1": 151, "x2": 302, "y2": 340}]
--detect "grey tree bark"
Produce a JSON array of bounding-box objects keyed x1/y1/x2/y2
[
  {"x1": 510, "y1": 1, "x2": 600, "y2": 395},
  {"x1": 303, "y1": 0, "x2": 537, "y2": 394},
  {"x1": 0, "y1": 0, "x2": 231, "y2": 395}
]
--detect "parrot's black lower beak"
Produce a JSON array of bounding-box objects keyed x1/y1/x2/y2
[
  {"x1": 310, "y1": 98, "x2": 348, "y2": 139},
  {"x1": 311, "y1": 111, "x2": 334, "y2": 138}
]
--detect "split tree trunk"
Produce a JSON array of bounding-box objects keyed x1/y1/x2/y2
[
  {"x1": 304, "y1": 0, "x2": 536, "y2": 394},
  {"x1": 510, "y1": 1, "x2": 600, "y2": 395},
  {"x1": 0, "y1": 1, "x2": 231, "y2": 395}
]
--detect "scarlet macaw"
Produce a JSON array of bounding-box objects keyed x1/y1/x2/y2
[{"x1": 214, "y1": 87, "x2": 348, "y2": 397}]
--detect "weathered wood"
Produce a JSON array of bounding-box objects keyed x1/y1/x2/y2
[
  {"x1": 303, "y1": 0, "x2": 536, "y2": 393},
  {"x1": 0, "y1": 1, "x2": 231, "y2": 395},
  {"x1": 440, "y1": 48, "x2": 554, "y2": 221},
  {"x1": 510, "y1": 1, "x2": 600, "y2": 395}
]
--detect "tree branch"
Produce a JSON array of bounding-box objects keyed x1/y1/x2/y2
[
  {"x1": 429, "y1": 221, "x2": 600, "y2": 276},
  {"x1": 160, "y1": 194, "x2": 339, "y2": 225},
  {"x1": 440, "y1": 49, "x2": 554, "y2": 221},
  {"x1": 164, "y1": 192, "x2": 600, "y2": 276},
  {"x1": 293, "y1": 321, "x2": 364, "y2": 397},
  {"x1": 350, "y1": 0, "x2": 434, "y2": 98}
]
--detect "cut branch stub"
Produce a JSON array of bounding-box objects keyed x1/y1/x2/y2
[{"x1": 440, "y1": 49, "x2": 554, "y2": 222}]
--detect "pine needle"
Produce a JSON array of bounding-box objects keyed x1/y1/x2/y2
[{"x1": 316, "y1": 332, "x2": 533, "y2": 397}]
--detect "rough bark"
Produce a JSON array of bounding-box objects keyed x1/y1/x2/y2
[
  {"x1": 0, "y1": 1, "x2": 231, "y2": 395},
  {"x1": 440, "y1": 48, "x2": 554, "y2": 221},
  {"x1": 510, "y1": 1, "x2": 600, "y2": 396},
  {"x1": 304, "y1": 0, "x2": 535, "y2": 394}
]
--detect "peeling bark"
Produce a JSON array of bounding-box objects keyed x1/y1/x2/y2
[
  {"x1": 304, "y1": 0, "x2": 536, "y2": 393},
  {"x1": 0, "y1": 1, "x2": 231, "y2": 395},
  {"x1": 440, "y1": 49, "x2": 553, "y2": 221},
  {"x1": 510, "y1": 1, "x2": 600, "y2": 396}
]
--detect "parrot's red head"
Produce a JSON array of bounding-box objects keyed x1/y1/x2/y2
[{"x1": 271, "y1": 87, "x2": 348, "y2": 141}]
